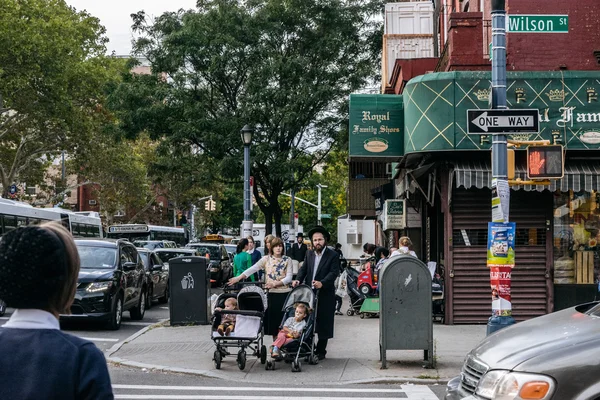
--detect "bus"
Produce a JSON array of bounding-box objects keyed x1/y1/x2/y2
[
  {"x1": 0, "y1": 198, "x2": 103, "y2": 238},
  {"x1": 106, "y1": 224, "x2": 186, "y2": 247}
]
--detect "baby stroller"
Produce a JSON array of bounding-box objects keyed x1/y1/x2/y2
[
  {"x1": 265, "y1": 284, "x2": 318, "y2": 372},
  {"x1": 211, "y1": 284, "x2": 268, "y2": 370},
  {"x1": 345, "y1": 266, "x2": 366, "y2": 316}
]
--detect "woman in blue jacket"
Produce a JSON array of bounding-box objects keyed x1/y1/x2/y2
[{"x1": 0, "y1": 223, "x2": 113, "y2": 400}]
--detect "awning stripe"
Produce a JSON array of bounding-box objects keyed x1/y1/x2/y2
[{"x1": 454, "y1": 161, "x2": 600, "y2": 192}]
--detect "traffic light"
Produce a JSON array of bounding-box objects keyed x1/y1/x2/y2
[
  {"x1": 210, "y1": 199, "x2": 216, "y2": 211},
  {"x1": 205, "y1": 200, "x2": 210, "y2": 210},
  {"x1": 527, "y1": 145, "x2": 564, "y2": 179}
]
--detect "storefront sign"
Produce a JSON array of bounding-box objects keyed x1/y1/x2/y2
[
  {"x1": 349, "y1": 94, "x2": 403, "y2": 157},
  {"x1": 487, "y1": 222, "x2": 516, "y2": 317},
  {"x1": 404, "y1": 71, "x2": 600, "y2": 153},
  {"x1": 382, "y1": 199, "x2": 406, "y2": 230}
]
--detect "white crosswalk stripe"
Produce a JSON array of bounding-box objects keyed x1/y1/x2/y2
[{"x1": 112, "y1": 384, "x2": 439, "y2": 400}]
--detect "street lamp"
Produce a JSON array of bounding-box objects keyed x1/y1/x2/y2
[
  {"x1": 316, "y1": 183, "x2": 328, "y2": 226},
  {"x1": 241, "y1": 124, "x2": 254, "y2": 238}
]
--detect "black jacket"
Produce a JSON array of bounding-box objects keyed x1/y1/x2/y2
[
  {"x1": 297, "y1": 247, "x2": 340, "y2": 339},
  {"x1": 289, "y1": 242, "x2": 307, "y2": 262}
]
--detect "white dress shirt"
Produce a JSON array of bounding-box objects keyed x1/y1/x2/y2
[
  {"x1": 2, "y1": 309, "x2": 60, "y2": 330},
  {"x1": 312, "y1": 247, "x2": 327, "y2": 281}
]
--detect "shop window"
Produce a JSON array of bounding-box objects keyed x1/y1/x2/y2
[{"x1": 553, "y1": 191, "x2": 600, "y2": 285}]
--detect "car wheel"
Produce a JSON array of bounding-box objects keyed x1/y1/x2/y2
[
  {"x1": 158, "y1": 282, "x2": 169, "y2": 304},
  {"x1": 107, "y1": 295, "x2": 123, "y2": 330},
  {"x1": 146, "y1": 284, "x2": 153, "y2": 310},
  {"x1": 130, "y1": 289, "x2": 146, "y2": 320}
]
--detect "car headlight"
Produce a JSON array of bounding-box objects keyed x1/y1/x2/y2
[
  {"x1": 86, "y1": 281, "x2": 113, "y2": 293},
  {"x1": 476, "y1": 371, "x2": 555, "y2": 400}
]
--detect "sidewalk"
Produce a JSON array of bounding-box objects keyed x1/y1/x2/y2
[{"x1": 108, "y1": 314, "x2": 487, "y2": 385}]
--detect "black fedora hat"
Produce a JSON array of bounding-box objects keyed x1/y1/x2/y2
[
  {"x1": 296, "y1": 232, "x2": 304, "y2": 238},
  {"x1": 308, "y1": 226, "x2": 330, "y2": 242}
]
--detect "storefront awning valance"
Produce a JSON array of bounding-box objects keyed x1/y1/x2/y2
[{"x1": 453, "y1": 161, "x2": 600, "y2": 192}]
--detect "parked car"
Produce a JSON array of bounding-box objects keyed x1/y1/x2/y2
[
  {"x1": 137, "y1": 248, "x2": 170, "y2": 309},
  {"x1": 154, "y1": 248, "x2": 201, "y2": 269},
  {"x1": 446, "y1": 301, "x2": 600, "y2": 400},
  {"x1": 224, "y1": 244, "x2": 237, "y2": 256},
  {"x1": 184, "y1": 243, "x2": 233, "y2": 286},
  {"x1": 133, "y1": 240, "x2": 177, "y2": 250},
  {"x1": 62, "y1": 239, "x2": 147, "y2": 330}
]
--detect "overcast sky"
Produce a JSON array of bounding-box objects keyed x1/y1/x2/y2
[{"x1": 66, "y1": 0, "x2": 198, "y2": 56}]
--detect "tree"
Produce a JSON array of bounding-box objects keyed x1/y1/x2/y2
[
  {"x1": 107, "y1": 0, "x2": 381, "y2": 236},
  {"x1": 0, "y1": 0, "x2": 125, "y2": 197}
]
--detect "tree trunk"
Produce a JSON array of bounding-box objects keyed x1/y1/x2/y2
[
  {"x1": 264, "y1": 209, "x2": 273, "y2": 235},
  {"x1": 273, "y1": 205, "x2": 283, "y2": 239}
]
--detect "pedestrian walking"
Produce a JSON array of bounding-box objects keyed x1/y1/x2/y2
[
  {"x1": 293, "y1": 226, "x2": 340, "y2": 360},
  {"x1": 0, "y1": 223, "x2": 113, "y2": 400},
  {"x1": 288, "y1": 232, "x2": 307, "y2": 279},
  {"x1": 229, "y1": 237, "x2": 292, "y2": 337},
  {"x1": 390, "y1": 236, "x2": 417, "y2": 258},
  {"x1": 233, "y1": 238, "x2": 254, "y2": 282},
  {"x1": 247, "y1": 236, "x2": 262, "y2": 265}
]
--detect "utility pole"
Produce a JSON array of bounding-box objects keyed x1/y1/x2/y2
[
  {"x1": 316, "y1": 183, "x2": 327, "y2": 226},
  {"x1": 487, "y1": 0, "x2": 516, "y2": 335},
  {"x1": 289, "y1": 187, "x2": 296, "y2": 240}
]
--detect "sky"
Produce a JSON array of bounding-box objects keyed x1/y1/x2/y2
[{"x1": 65, "y1": 0, "x2": 198, "y2": 56}]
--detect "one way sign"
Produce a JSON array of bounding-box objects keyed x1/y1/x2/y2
[{"x1": 467, "y1": 109, "x2": 539, "y2": 134}]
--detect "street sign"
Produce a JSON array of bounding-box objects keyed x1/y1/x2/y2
[
  {"x1": 507, "y1": 15, "x2": 568, "y2": 33},
  {"x1": 320, "y1": 214, "x2": 331, "y2": 219},
  {"x1": 467, "y1": 109, "x2": 539, "y2": 134}
]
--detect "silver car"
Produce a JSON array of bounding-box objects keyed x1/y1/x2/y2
[{"x1": 446, "y1": 301, "x2": 600, "y2": 400}]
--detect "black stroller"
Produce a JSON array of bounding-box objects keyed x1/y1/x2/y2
[
  {"x1": 265, "y1": 284, "x2": 319, "y2": 372},
  {"x1": 211, "y1": 285, "x2": 268, "y2": 370},
  {"x1": 345, "y1": 266, "x2": 366, "y2": 316}
]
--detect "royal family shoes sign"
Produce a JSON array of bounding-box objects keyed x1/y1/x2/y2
[
  {"x1": 404, "y1": 71, "x2": 600, "y2": 153},
  {"x1": 349, "y1": 94, "x2": 403, "y2": 157}
]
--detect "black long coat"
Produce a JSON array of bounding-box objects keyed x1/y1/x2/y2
[{"x1": 297, "y1": 247, "x2": 340, "y2": 339}]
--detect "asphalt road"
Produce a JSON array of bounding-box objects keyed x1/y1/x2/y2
[
  {"x1": 109, "y1": 365, "x2": 448, "y2": 399},
  {"x1": 0, "y1": 303, "x2": 170, "y2": 353}
]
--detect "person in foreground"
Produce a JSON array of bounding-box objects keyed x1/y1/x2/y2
[
  {"x1": 0, "y1": 223, "x2": 114, "y2": 400},
  {"x1": 292, "y1": 226, "x2": 340, "y2": 360}
]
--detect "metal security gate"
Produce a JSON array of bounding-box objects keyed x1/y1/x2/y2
[{"x1": 450, "y1": 188, "x2": 551, "y2": 324}]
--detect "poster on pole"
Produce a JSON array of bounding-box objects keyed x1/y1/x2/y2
[
  {"x1": 491, "y1": 178, "x2": 510, "y2": 223},
  {"x1": 487, "y1": 222, "x2": 516, "y2": 317}
]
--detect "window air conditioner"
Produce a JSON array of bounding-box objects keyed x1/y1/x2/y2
[
  {"x1": 346, "y1": 233, "x2": 362, "y2": 245},
  {"x1": 88, "y1": 200, "x2": 97, "y2": 205}
]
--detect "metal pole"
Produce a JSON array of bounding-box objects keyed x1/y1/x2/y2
[
  {"x1": 173, "y1": 200, "x2": 177, "y2": 227},
  {"x1": 290, "y1": 187, "x2": 296, "y2": 238},
  {"x1": 61, "y1": 151, "x2": 66, "y2": 182},
  {"x1": 242, "y1": 144, "x2": 253, "y2": 237},
  {"x1": 317, "y1": 185, "x2": 322, "y2": 226},
  {"x1": 487, "y1": 0, "x2": 515, "y2": 335}
]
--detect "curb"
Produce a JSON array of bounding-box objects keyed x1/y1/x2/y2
[{"x1": 106, "y1": 318, "x2": 168, "y2": 357}]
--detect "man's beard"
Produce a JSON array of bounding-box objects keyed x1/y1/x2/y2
[{"x1": 314, "y1": 243, "x2": 324, "y2": 253}]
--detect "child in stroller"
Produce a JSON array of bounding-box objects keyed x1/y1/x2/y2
[
  {"x1": 211, "y1": 285, "x2": 268, "y2": 370},
  {"x1": 270, "y1": 303, "x2": 308, "y2": 358},
  {"x1": 265, "y1": 284, "x2": 319, "y2": 372},
  {"x1": 215, "y1": 297, "x2": 238, "y2": 336}
]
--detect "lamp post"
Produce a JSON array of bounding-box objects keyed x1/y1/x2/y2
[
  {"x1": 241, "y1": 125, "x2": 254, "y2": 238},
  {"x1": 316, "y1": 183, "x2": 327, "y2": 226}
]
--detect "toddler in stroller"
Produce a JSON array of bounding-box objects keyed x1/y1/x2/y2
[
  {"x1": 211, "y1": 285, "x2": 268, "y2": 370},
  {"x1": 271, "y1": 303, "x2": 308, "y2": 358},
  {"x1": 265, "y1": 284, "x2": 319, "y2": 372},
  {"x1": 215, "y1": 297, "x2": 238, "y2": 336}
]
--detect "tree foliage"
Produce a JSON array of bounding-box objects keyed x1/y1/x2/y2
[
  {"x1": 108, "y1": 0, "x2": 381, "y2": 236},
  {"x1": 0, "y1": 0, "x2": 124, "y2": 197}
]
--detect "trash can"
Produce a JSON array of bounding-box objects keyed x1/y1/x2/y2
[
  {"x1": 378, "y1": 255, "x2": 433, "y2": 369},
  {"x1": 168, "y1": 256, "x2": 211, "y2": 325}
]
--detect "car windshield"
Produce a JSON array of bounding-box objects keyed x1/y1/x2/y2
[
  {"x1": 156, "y1": 251, "x2": 195, "y2": 263},
  {"x1": 138, "y1": 252, "x2": 149, "y2": 268},
  {"x1": 188, "y1": 246, "x2": 220, "y2": 260},
  {"x1": 134, "y1": 241, "x2": 164, "y2": 250},
  {"x1": 77, "y1": 245, "x2": 117, "y2": 269}
]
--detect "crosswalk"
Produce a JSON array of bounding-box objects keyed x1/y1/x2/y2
[{"x1": 112, "y1": 384, "x2": 440, "y2": 400}]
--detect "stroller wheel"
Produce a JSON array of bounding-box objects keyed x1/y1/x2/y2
[
  {"x1": 308, "y1": 354, "x2": 319, "y2": 365},
  {"x1": 213, "y1": 350, "x2": 222, "y2": 370},
  {"x1": 346, "y1": 309, "x2": 353, "y2": 316},
  {"x1": 291, "y1": 360, "x2": 302, "y2": 372},
  {"x1": 237, "y1": 350, "x2": 247, "y2": 371},
  {"x1": 359, "y1": 313, "x2": 365, "y2": 319},
  {"x1": 260, "y1": 345, "x2": 267, "y2": 364},
  {"x1": 265, "y1": 360, "x2": 274, "y2": 370}
]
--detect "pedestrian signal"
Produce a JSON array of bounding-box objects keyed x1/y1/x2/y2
[{"x1": 527, "y1": 145, "x2": 564, "y2": 179}]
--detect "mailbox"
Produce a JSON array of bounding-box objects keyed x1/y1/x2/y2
[
  {"x1": 168, "y1": 256, "x2": 211, "y2": 325},
  {"x1": 379, "y1": 255, "x2": 433, "y2": 369}
]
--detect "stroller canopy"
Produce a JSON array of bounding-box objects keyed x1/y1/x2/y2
[
  {"x1": 238, "y1": 285, "x2": 268, "y2": 312},
  {"x1": 282, "y1": 284, "x2": 315, "y2": 311}
]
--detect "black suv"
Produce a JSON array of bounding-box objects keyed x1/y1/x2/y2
[
  {"x1": 61, "y1": 239, "x2": 147, "y2": 330},
  {"x1": 185, "y1": 243, "x2": 232, "y2": 286}
]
